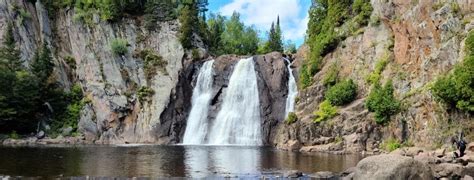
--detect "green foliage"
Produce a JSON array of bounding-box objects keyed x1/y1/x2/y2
[
  {"x1": 432, "y1": 32, "x2": 474, "y2": 112},
  {"x1": 265, "y1": 16, "x2": 283, "y2": 53},
  {"x1": 299, "y1": 64, "x2": 312, "y2": 88},
  {"x1": 64, "y1": 56, "x2": 76, "y2": 69},
  {"x1": 366, "y1": 80, "x2": 401, "y2": 125},
  {"x1": 325, "y1": 79, "x2": 357, "y2": 106},
  {"x1": 219, "y1": 12, "x2": 259, "y2": 55},
  {"x1": 138, "y1": 86, "x2": 154, "y2": 102},
  {"x1": 144, "y1": 0, "x2": 177, "y2": 30},
  {"x1": 52, "y1": 84, "x2": 84, "y2": 133},
  {"x1": 206, "y1": 13, "x2": 226, "y2": 55},
  {"x1": 178, "y1": 1, "x2": 199, "y2": 49},
  {"x1": 110, "y1": 38, "x2": 128, "y2": 55},
  {"x1": 381, "y1": 138, "x2": 401, "y2": 152},
  {"x1": 322, "y1": 63, "x2": 339, "y2": 86},
  {"x1": 314, "y1": 100, "x2": 338, "y2": 123},
  {"x1": 301, "y1": 0, "x2": 373, "y2": 88},
  {"x1": 286, "y1": 112, "x2": 298, "y2": 124},
  {"x1": 366, "y1": 52, "x2": 389, "y2": 84},
  {"x1": 9, "y1": 131, "x2": 19, "y2": 139},
  {"x1": 192, "y1": 48, "x2": 200, "y2": 61},
  {"x1": 139, "y1": 49, "x2": 167, "y2": 80}
]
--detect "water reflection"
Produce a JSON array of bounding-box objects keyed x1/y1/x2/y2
[{"x1": 0, "y1": 145, "x2": 363, "y2": 178}]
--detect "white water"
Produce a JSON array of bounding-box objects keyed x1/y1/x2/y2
[
  {"x1": 182, "y1": 60, "x2": 215, "y2": 145},
  {"x1": 284, "y1": 58, "x2": 298, "y2": 118},
  {"x1": 207, "y1": 57, "x2": 262, "y2": 145}
]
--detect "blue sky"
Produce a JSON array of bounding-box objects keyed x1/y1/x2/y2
[{"x1": 208, "y1": 0, "x2": 311, "y2": 47}]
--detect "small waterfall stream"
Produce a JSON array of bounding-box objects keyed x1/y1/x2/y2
[
  {"x1": 284, "y1": 58, "x2": 298, "y2": 118},
  {"x1": 182, "y1": 60, "x2": 215, "y2": 145},
  {"x1": 207, "y1": 57, "x2": 262, "y2": 145}
]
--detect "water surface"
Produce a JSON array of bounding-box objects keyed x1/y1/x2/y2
[{"x1": 0, "y1": 145, "x2": 363, "y2": 178}]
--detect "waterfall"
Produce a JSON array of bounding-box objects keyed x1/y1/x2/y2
[
  {"x1": 182, "y1": 60, "x2": 215, "y2": 145},
  {"x1": 207, "y1": 57, "x2": 262, "y2": 145},
  {"x1": 284, "y1": 58, "x2": 298, "y2": 118}
]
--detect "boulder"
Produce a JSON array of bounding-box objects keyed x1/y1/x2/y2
[
  {"x1": 353, "y1": 155, "x2": 432, "y2": 180},
  {"x1": 36, "y1": 130, "x2": 45, "y2": 139},
  {"x1": 279, "y1": 140, "x2": 302, "y2": 151},
  {"x1": 468, "y1": 143, "x2": 474, "y2": 153},
  {"x1": 435, "y1": 148, "x2": 447, "y2": 158},
  {"x1": 465, "y1": 175, "x2": 474, "y2": 180},
  {"x1": 284, "y1": 170, "x2": 303, "y2": 178},
  {"x1": 431, "y1": 163, "x2": 464, "y2": 179},
  {"x1": 61, "y1": 127, "x2": 73, "y2": 136}
]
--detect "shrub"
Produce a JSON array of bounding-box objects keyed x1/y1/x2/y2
[
  {"x1": 192, "y1": 48, "x2": 200, "y2": 61},
  {"x1": 381, "y1": 138, "x2": 401, "y2": 152},
  {"x1": 64, "y1": 56, "x2": 76, "y2": 69},
  {"x1": 138, "y1": 86, "x2": 154, "y2": 102},
  {"x1": 286, "y1": 112, "x2": 298, "y2": 124},
  {"x1": 139, "y1": 49, "x2": 168, "y2": 80},
  {"x1": 322, "y1": 63, "x2": 338, "y2": 86},
  {"x1": 366, "y1": 80, "x2": 401, "y2": 125},
  {"x1": 9, "y1": 131, "x2": 19, "y2": 139},
  {"x1": 325, "y1": 79, "x2": 357, "y2": 106},
  {"x1": 110, "y1": 38, "x2": 128, "y2": 55},
  {"x1": 366, "y1": 52, "x2": 389, "y2": 84},
  {"x1": 314, "y1": 100, "x2": 338, "y2": 123},
  {"x1": 432, "y1": 31, "x2": 474, "y2": 112}
]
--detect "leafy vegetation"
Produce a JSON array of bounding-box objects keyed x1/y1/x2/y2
[
  {"x1": 366, "y1": 80, "x2": 401, "y2": 125},
  {"x1": 139, "y1": 49, "x2": 167, "y2": 80},
  {"x1": 381, "y1": 138, "x2": 401, "y2": 152},
  {"x1": 432, "y1": 31, "x2": 474, "y2": 112},
  {"x1": 286, "y1": 112, "x2": 298, "y2": 124},
  {"x1": 366, "y1": 52, "x2": 389, "y2": 85},
  {"x1": 0, "y1": 25, "x2": 84, "y2": 135},
  {"x1": 314, "y1": 100, "x2": 338, "y2": 123},
  {"x1": 325, "y1": 79, "x2": 357, "y2": 106},
  {"x1": 138, "y1": 86, "x2": 154, "y2": 102},
  {"x1": 300, "y1": 0, "x2": 372, "y2": 88},
  {"x1": 110, "y1": 38, "x2": 128, "y2": 55}
]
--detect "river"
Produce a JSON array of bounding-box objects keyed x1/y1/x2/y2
[{"x1": 0, "y1": 145, "x2": 363, "y2": 178}]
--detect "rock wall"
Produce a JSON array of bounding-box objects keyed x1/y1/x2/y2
[
  {"x1": 0, "y1": 0, "x2": 291, "y2": 144},
  {"x1": 275, "y1": 0, "x2": 473, "y2": 152}
]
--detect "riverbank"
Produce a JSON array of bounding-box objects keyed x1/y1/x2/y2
[{"x1": 1, "y1": 136, "x2": 91, "y2": 146}]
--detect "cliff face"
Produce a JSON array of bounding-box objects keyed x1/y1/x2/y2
[
  {"x1": 0, "y1": 0, "x2": 290, "y2": 144},
  {"x1": 275, "y1": 0, "x2": 473, "y2": 152}
]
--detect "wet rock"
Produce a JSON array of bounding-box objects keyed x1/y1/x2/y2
[
  {"x1": 435, "y1": 148, "x2": 447, "y2": 158},
  {"x1": 309, "y1": 171, "x2": 337, "y2": 179},
  {"x1": 431, "y1": 163, "x2": 464, "y2": 179},
  {"x1": 36, "y1": 130, "x2": 45, "y2": 139},
  {"x1": 284, "y1": 170, "x2": 303, "y2": 178},
  {"x1": 353, "y1": 155, "x2": 432, "y2": 180}
]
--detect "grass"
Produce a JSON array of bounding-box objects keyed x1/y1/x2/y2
[{"x1": 381, "y1": 138, "x2": 401, "y2": 152}]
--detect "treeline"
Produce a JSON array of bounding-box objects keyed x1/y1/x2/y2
[{"x1": 0, "y1": 25, "x2": 83, "y2": 135}]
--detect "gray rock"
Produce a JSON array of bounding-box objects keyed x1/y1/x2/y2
[
  {"x1": 353, "y1": 155, "x2": 433, "y2": 180},
  {"x1": 61, "y1": 127, "x2": 73, "y2": 136},
  {"x1": 309, "y1": 171, "x2": 338, "y2": 180},
  {"x1": 78, "y1": 104, "x2": 98, "y2": 141},
  {"x1": 36, "y1": 130, "x2": 45, "y2": 139}
]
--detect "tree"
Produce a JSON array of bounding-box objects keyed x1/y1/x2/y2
[
  {"x1": 0, "y1": 24, "x2": 22, "y2": 72},
  {"x1": 207, "y1": 13, "x2": 225, "y2": 55},
  {"x1": 285, "y1": 40, "x2": 297, "y2": 54},
  {"x1": 220, "y1": 12, "x2": 259, "y2": 55},
  {"x1": 31, "y1": 43, "x2": 54, "y2": 88},
  {"x1": 266, "y1": 16, "x2": 283, "y2": 53},
  {"x1": 178, "y1": 0, "x2": 200, "y2": 49}
]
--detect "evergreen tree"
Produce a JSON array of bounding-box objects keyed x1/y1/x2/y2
[
  {"x1": 31, "y1": 43, "x2": 54, "y2": 88},
  {"x1": 178, "y1": 0, "x2": 199, "y2": 49},
  {"x1": 207, "y1": 13, "x2": 225, "y2": 55},
  {"x1": 0, "y1": 24, "x2": 22, "y2": 72},
  {"x1": 265, "y1": 16, "x2": 283, "y2": 53}
]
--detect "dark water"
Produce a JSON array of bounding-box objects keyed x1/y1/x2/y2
[{"x1": 0, "y1": 145, "x2": 363, "y2": 178}]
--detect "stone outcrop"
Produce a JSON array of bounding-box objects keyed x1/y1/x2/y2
[
  {"x1": 352, "y1": 155, "x2": 433, "y2": 180},
  {"x1": 275, "y1": 0, "x2": 474, "y2": 152}
]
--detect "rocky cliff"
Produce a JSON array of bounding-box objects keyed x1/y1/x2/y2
[
  {"x1": 275, "y1": 0, "x2": 473, "y2": 152},
  {"x1": 0, "y1": 0, "x2": 290, "y2": 144}
]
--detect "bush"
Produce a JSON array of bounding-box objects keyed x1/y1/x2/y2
[
  {"x1": 366, "y1": 53, "x2": 389, "y2": 84},
  {"x1": 325, "y1": 79, "x2": 357, "y2": 106},
  {"x1": 9, "y1": 131, "x2": 19, "y2": 139},
  {"x1": 314, "y1": 100, "x2": 338, "y2": 123},
  {"x1": 381, "y1": 138, "x2": 401, "y2": 152},
  {"x1": 138, "y1": 86, "x2": 154, "y2": 102},
  {"x1": 286, "y1": 112, "x2": 298, "y2": 124},
  {"x1": 432, "y1": 31, "x2": 474, "y2": 112},
  {"x1": 366, "y1": 80, "x2": 401, "y2": 125},
  {"x1": 110, "y1": 38, "x2": 128, "y2": 55},
  {"x1": 139, "y1": 49, "x2": 168, "y2": 80}
]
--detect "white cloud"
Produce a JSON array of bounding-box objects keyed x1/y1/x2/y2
[{"x1": 218, "y1": 0, "x2": 309, "y2": 45}]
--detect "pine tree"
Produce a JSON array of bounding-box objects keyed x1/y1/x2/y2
[
  {"x1": 0, "y1": 24, "x2": 22, "y2": 72},
  {"x1": 31, "y1": 42, "x2": 54, "y2": 87},
  {"x1": 266, "y1": 16, "x2": 283, "y2": 53}
]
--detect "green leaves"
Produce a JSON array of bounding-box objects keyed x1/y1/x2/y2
[
  {"x1": 325, "y1": 79, "x2": 357, "y2": 106},
  {"x1": 110, "y1": 38, "x2": 128, "y2": 55},
  {"x1": 366, "y1": 80, "x2": 401, "y2": 125},
  {"x1": 314, "y1": 100, "x2": 338, "y2": 123}
]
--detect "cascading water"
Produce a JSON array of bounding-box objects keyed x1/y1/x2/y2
[
  {"x1": 284, "y1": 58, "x2": 298, "y2": 118},
  {"x1": 207, "y1": 57, "x2": 262, "y2": 145},
  {"x1": 182, "y1": 60, "x2": 215, "y2": 145}
]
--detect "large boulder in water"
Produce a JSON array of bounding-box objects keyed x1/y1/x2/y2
[{"x1": 353, "y1": 154, "x2": 433, "y2": 180}]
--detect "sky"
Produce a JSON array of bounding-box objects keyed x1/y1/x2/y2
[{"x1": 208, "y1": 0, "x2": 311, "y2": 47}]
